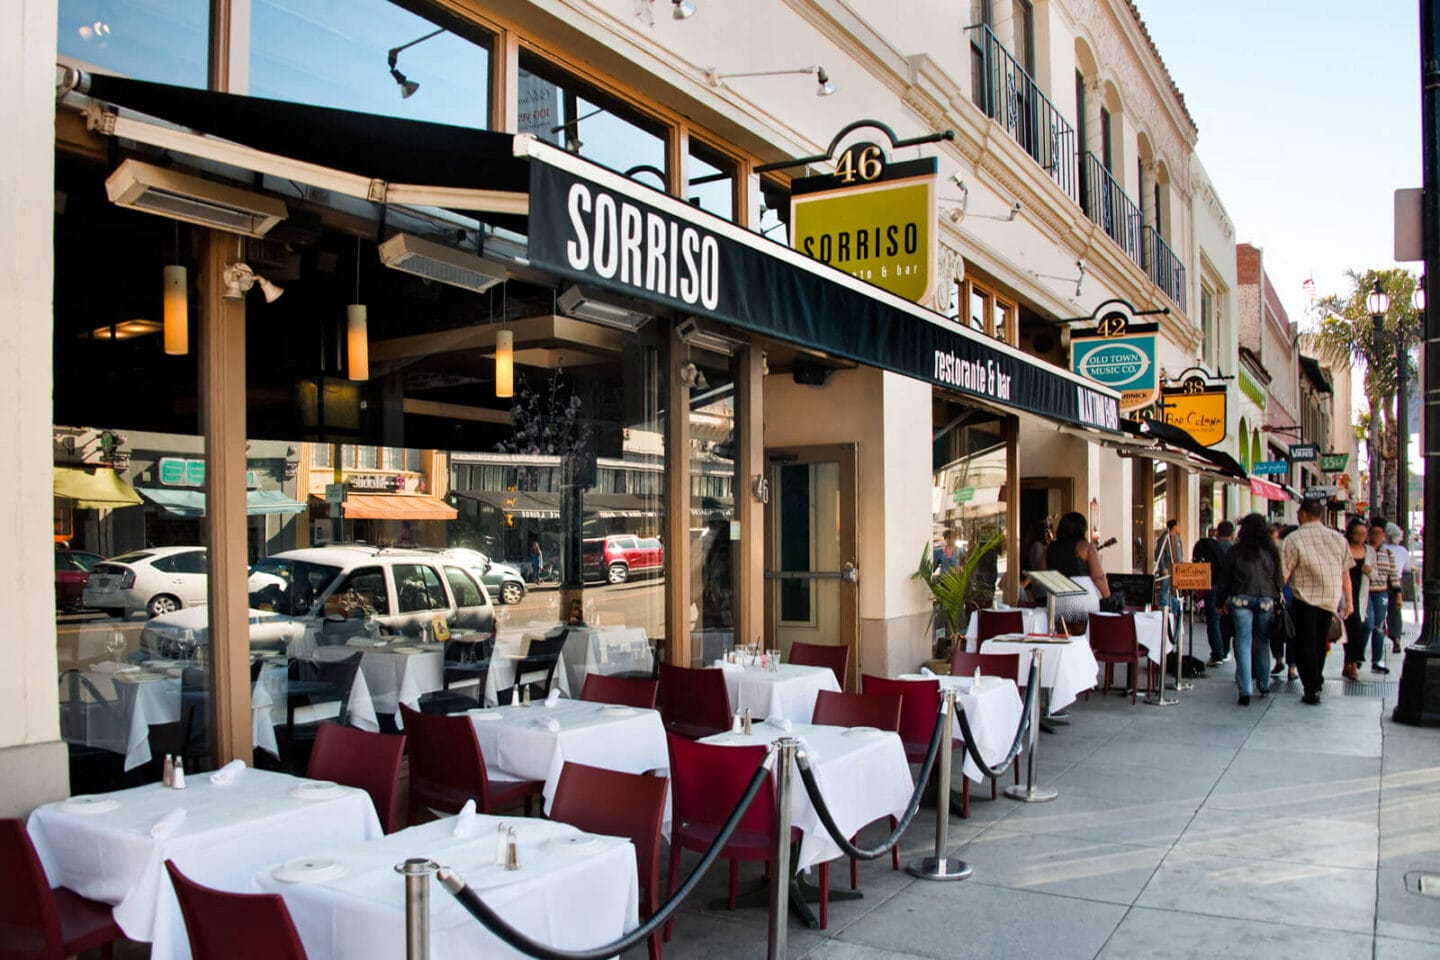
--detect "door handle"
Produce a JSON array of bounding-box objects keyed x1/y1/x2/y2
[{"x1": 841, "y1": 561, "x2": 859, "y2": 584}]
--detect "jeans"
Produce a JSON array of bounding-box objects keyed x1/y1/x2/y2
[
  {"x1": 1367, "y1": 592, "x2": 1390, "y2": 664},
  {"x1": 1203, "y1": 590, "x2": 1234, "y2": 661},
  {"x1": 1157, "y1": 579, "x2": 1181, "y2": 640},
  {"x1": 1289, "y1": 597, "x2": 1333, "y2": 698},
  {"x1": 1228, "y1": 595, "x2": 1274, "y2": 697}
]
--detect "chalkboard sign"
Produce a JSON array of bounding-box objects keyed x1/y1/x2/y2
[{"x1": 1107, "y1": 573, "x2": 1155, "y2": 607}]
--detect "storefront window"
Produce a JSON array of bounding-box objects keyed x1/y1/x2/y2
[
  {"x1": 931, "y1": 396, "x2": 1008, "y2": 607},
  {"x1": 689, "y1": 349, "x2": 739, "y2": 662},
  {"x1": 249, "y1": 0, "x2": 491, "y2": 127},
  {"x1": 517, "y1": 53, "x2": 667, "y2": 186},
  {"x1": 689, "y1": 140, "x2": 736, "y2": 221},
  {"x1": 57, "y1": 0, "x2": 209, "y2": 89},
  {"x1": 758, "y1": 179, "x2": 791, "y2": 244}
]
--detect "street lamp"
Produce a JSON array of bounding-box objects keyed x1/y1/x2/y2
[
  {"x1": 1400, "y1": 278, "x2": 1420, "y2": 533},
  {"x1": 1367, "y1": 278, "x2": 1389, "y2": 517}
]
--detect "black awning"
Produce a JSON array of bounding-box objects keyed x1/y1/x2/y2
[
  {"x1": 1124, "y1": 418, "x2": 1248, "y2": 480},
  {"x1": 82, "y1": 74, "x2": 529, "y2": 196}
]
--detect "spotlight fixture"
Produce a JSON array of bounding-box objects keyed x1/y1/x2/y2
[
  {"x1": 944, "y1": 180, "x2": 1021, "y2": 222},
  {"x1": 386, "y1": 26, "x2": 444, "y2": 99},
  {"x1": 679, "y1": 361, "x2": 709, "y2": 390},
  {"x1": 1032, "y1": 260, "x2": 1087, "y2": 297},
  {"x1": 673, "y1": 0, "x2": 697, "y2": 18},
  {"x1": 706, "y1": 64, "x2": 836, "y2": 97},
  {"x1": 221, "y1": 262, "x2": 285, "y2": 302}
]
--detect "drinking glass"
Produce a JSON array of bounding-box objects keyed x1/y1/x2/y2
[
  {"x1": 767, "y1": 649, "x2": 781, "y2": 672},
  {"x1": 105, "y1": 630, "x2": 126, "y2": 668}
]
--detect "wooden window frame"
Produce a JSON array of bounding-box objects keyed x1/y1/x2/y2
[{"x1": 957, "y1": 278, "x2": 1018, "y2": 344}]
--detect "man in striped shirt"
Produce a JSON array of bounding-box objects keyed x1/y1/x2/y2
[
  {"x1": 1281, "y1": 499, "x2": 1354, "y2": 704},
  {"x1": 1367, "y1": 522, "x2": 1396, "y2": 673}
]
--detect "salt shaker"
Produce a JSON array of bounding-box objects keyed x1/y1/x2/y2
[
  {"x1": 731, "y1": 711, "x2": 743, "y2": 734},
  {"x1": 521, "y1": 685, "x2": 531, "y2": 707},
  {"x1": 504, "y1": 827, "x2": 520, "y2": 870},
  {"x1": 494, "y1": 823, "x2": 508, "y2": 865},
  {"x1": 172, "y1": 757, "x2": 187, "y2": 789},
  {"x1": 974, "y1": 666, "x2": 982, "y2": 688},
  {"x1": 743, "y1": 708, "x2": 753, "y2": 736}
]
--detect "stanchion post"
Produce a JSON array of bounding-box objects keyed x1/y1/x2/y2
[
  {"x1": 771, "y1": 738, "x2": 797, "y2": 959},
  {"x1": 1174, "y1": 592, "x2": 1193, "y2": 692},
  {"x1": 397, "y1": 858, "x2": 438, "y2": 960},
  {"x1": 905, "y1": 689, "x2": 972, "y2": 881},
  {"x1": 1004, "y1": 650, "x2": 1058, "y2": 803},
  {"x1": 1147, "y1": 603, "x2": 1179, "y2": 706}
]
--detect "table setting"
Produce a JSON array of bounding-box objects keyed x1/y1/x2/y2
[
  {"x1": 250, "y1": 809, "x2": 638, "y2": 959},
  {"x1": 961, "y1": 606, "x2": 1051, "y2": 649},
  {"x1": 712, "y1": 657, "x2": 842, "y2": 725},
  {"x1": 973, "y1": 633, "x2": 1100, "y2": 712},
  {"x1": 26, "y1": 765, "x2": 383, "y2": 960},
  {"x1": 458, "y1": 696, "x2": 668, "y2": 813}
]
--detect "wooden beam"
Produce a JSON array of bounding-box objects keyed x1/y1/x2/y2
[
  {"x1": 735, "y1": 345, "x2": 764, "y2": 652},
  {"x1": 369, "y1": 314, "x2": 624, "y2": 364},
  {"x1": 403, "y1": 398, "x2": 512, "y2": 425}
]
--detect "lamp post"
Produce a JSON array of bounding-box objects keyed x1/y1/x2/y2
[
  {"x1": 1367, "y1": 278, "x2": 1390, "y2": 517},
  {"x1": 1402, "y1": 280, "x2": 1419, "y2": 531}
]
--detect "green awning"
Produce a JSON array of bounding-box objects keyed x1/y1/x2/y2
[
  {"x1": 54, "y1": 466, "x2": 143, "y2": 508},
  {"x1": 138, "y1": 488, "x2": 306, "y2": 517}
]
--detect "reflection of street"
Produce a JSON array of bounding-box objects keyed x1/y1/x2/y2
[{"x1": 497, "y1": 579, "x2": 667, "y2": 642}]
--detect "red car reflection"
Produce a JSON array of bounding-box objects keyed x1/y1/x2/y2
[{"x1": 56, "y1": 549, "x2": 103, "y2": 611}]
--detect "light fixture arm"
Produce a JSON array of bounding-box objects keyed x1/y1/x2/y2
[{"x1": 387, "y1": 27, "x2": 445, "y2": 69}]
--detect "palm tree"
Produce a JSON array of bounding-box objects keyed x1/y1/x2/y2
[{"x1": 1309, "y1": 269, "x2": 1421, "y2": 519}]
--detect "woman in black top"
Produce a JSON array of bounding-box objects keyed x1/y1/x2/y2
[
  {"x1": 1214, "y1": 513, "x2": 1282, "y2": 705},
  {"x1": 1042, "y1": 512, "x2": 1111, "y2": 631}
]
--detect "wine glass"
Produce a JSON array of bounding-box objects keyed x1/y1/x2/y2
[{"x1": 105, "y1": 630, "x2": 126, "y2": 669}]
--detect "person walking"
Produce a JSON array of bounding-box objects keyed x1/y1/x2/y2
[
  {"x1": 530, "y1": 538, "x2": 543, "y2": 582},
  {"x1": 1366, "y1": 522, "x2": 1395, "y2": 674},
  {"x1": 1383, "y1": 523, "x2": 1411, "y2": 654},
  {"x1": 1195, "y1": 520, "x2": 1235, "y2": 667},
  {"x1": 1043, "y1": 512, "x2": 1112, "y2": 633},
  {"x1": 1339, "y1": 518, "x2": 1377, "y2": 683},
  {"x1": 1213, "y1": 514, "x2": 1281, "y2": 705},
  {"x1": 1281, "y1": 499, "x2": 1353, "y2": 705},
  {"x1": 1154, "y1": 519, "x2": 1183, "y2": 639}
]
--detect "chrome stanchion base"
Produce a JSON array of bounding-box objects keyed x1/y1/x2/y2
[
  {"x1": 1003, "y1": 784, "x2": 1058, "y2": 803},
  {"x1": 1144, "y1": 691, "x2": 1179, "y2": 706},
  {"x1": 1169, "y1": 680, "x2": 1194, "y2": 691},
  {"x1": 905, "y1": 856, "x2": 973, "y2": 881}
]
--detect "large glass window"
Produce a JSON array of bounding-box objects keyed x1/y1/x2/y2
[
  {"x1": 757, "y1": 179, "x2": 791, "y2": 245},
  {"x1": 249, "y1": 0, "x2": 491, "y2": 126},
  {"x1": 689, "y1": 140, "x2": 737, "y2": 221},
  {"x1": 57, "y1": 0, "x2": 209, "y2": 88},
  {"x1": 931, "y1": 397, "x2": 1008, "y2": 611},
  {"x1": 690, "y1": 348, "x2": 738, "y2": 661},
  {"x1": 518, "y1": 53, "x2": 667, "y2": 186}
]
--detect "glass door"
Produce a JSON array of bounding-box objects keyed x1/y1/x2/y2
[{"x1": 764, "y1": 445, "x2": 858, "y2": 689}]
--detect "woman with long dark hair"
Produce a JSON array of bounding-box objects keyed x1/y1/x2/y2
[
  {"x1": 1340, "y1": 517, "x2": 1377, "y2": 682},
  {"x1": 1042, "y1": 511, "x2": 1110, "y2": 631},
  {"x1": 1214, "y1": 513, "x2": 1283, "y2": 705}
]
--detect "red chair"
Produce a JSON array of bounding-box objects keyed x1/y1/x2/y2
[
  {"x1": 665, "y1": 735, "x2": 830, "y2": 953},
  {"x1": 165, "y1": 860, "x2": 307, "y2": 959},
  {"x1": 306, "y1": 722, "x2": 406, "y2": 834},
  {"x1": 974, "y1": 610, "x2": 1024, "y2": 646},
  {"x1": 787, "y1": 642, "x2": 850, "y2": 689},
  {"x1": 1087, "y1": 613, "x2": 1154, "y2": 703},
  {"x1": 657, "y1": 664, "x2": 731, "y2": 739},
  {"x1": 947, "y1": 652, "x2": 1023, "y2": 805},
  {"x1": 809, "y1": 690, "x2": 903, "y2": 887},
  {"x1": 0, "y1": 818, "x2": 122, "y2": 960},
  {"x1": 397, "y1": 704, "x2": 543, "y2": 823},
  {"x1": 860, "y1": 674, "x2": 939, "y2": 860},
  {"x1": 580, "y1": 673, "x2": 659, "y2": 709},
  {"x1": 550, "y1": 763, "x2": 669, "y2": 960}
]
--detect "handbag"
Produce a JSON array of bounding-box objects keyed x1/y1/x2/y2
[
  {"x1": 1326, "y1": 613, "x2": 1344, "y2": 643},
  {"x1": 1275, "y1": 604, "x2": 1296, "y2": 641}
]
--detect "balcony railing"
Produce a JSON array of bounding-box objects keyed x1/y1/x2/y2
[
  {"x1": 972, "y1": 26, "x2": 1077, "y2": 201},
  {"x1": 1142, "y1": 226, "x2": 1186, "y2": 311},
  {"x1": 1079, "y1": 152, "x2": 1143, "y2": 268}
]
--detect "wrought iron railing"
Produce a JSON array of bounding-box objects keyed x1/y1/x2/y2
[
  {"x1": 1079, "y1": 151, "x2": 1143, "y2": 267},
  {"x1": 1142, "y1": 226, "x2": 1187, "y2": 311},
  {"x1": 972, "y1": 26, "x2": 1077, "y2": 201}
]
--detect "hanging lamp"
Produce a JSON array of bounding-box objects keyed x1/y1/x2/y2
[
  {"x1": 163, "y1": 224, "x2": 187, "y2": 355},
  {"x1": 347, "y1": 236, "x2": 369, "y2": 381}
]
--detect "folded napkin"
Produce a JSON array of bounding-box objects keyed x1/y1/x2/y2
[
  {"x1": 535, "y1": 717, "x2": 561, "y2": 733},
  {"x1": 544, "y1": 688, "x2": 562, "y2": 708},
  {"x1": 151, "y1": 808, "x2": 187, "y2": 839},
  {"x1": 91, "y1": 660, "x2": 119, "y2": 673},
  {"x1": 452, "y1": 799, "x2": 477, "y2": 838},
  {"x1": 209, "y1": 759, "x2": 247, "y2": 785},
  {"x1": 920, "y1": 665, "x2": 937, "y2": 678},
  {"x1": 767, "y1": 716, "x2": 793, "y2": 732},
  {"x1": 345, "y1": 637, "x2": 384, "y2": 648}
]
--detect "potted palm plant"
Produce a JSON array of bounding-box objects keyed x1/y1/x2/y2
[{"x1": 912, "y1": 528, "x2": 1004, "y2": 662}]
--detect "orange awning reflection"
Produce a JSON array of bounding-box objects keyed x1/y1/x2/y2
[{"x1": 335, "y1": 493, "x2": 457, "y2": 521}]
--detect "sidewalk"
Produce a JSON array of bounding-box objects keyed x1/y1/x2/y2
[{"x1": 649, "y1": 611, "x2": 1440, "y2": 959}]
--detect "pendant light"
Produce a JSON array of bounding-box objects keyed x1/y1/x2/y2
[
  {"x1": 163, "y1": 223, "x2": 187, "y2": 355},
  {"x1": 495, "y1": 284, "x2": 513, "y2": 398},
  {"x1": 347, "y1": 235, "x2": 369, "y2": 381}
]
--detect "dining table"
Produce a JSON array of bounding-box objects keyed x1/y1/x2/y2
[
  {"x1": 894, "y1": 674, "x2": 1025, "y2": 783},
  {"x1": 974, "y1": 635, "x2": 1100, "y2": 712},
  {"x1": 460, "y1": 698, "x2": 669, "y2": 813},
  {"x1": 26, "y1": 767, "x2": 383, "y2": 960},
  {"x1": 714, "y1": 662, "x2": 842, "y2": 725},
  {"x1": 962, "y1": 606, "x2": 1051, "y2": 648},
  {"x1": 1078, "y1": 610, "x2": 1170, "y2": 667},
  {"x1": 556, "y1": 624, "x2": 655, "y2": 694},
  {"x1": 252, "y1": 812, "x2": 638, "y2": 960}
]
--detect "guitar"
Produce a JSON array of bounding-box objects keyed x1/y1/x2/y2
[{"x1": 1092, "y1": 537, "x2": 1118, "y2": 552}]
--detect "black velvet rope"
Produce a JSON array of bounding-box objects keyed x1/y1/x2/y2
[
  {"x1": 951, "y1": 655, "x2": 1039, "y2": 781},
  {"x1": 438, "y1": 744, "x2": 776, "y2": 960}
]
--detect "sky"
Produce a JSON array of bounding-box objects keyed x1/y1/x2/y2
[{"x1": 1136, "y1": 0, "x2": 1422, "y2": 330}]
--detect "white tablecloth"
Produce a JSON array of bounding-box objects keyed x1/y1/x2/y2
[
  {"x1": 485, "y1": 632, "x2": 573, "y2": 706},
  {"x1": 27, "y1": 768, "x2": 382, "y2": 960},
  {"x1": 895, "y1": 675, "x2": 1025, "y2": 784},
  {"x1": 259, "y1": 655, "x2": 383, "y2": 735},
  {"x1": 252, "y1": 814, "x2": 638, "y2": 960},
  {"x1": 716, "y1": 663, "x2": 841, "y2": 724},
  {"x1": 977, "y1": 639, "x2": 1099, "y2": 711},
  {"x1": 560, "y1": 625, "x2": 655, "y2": 695},
  {"x1": 464, "y1": 699, "x2": 669, "y2": 813},
  {"x1": 963, "y1": 607, "x2": 1050, "y2": 645},
  {"x1": 356, "y1": 647, "x2": 443, "y2": 728},
  {"x1": 1079, "y1": 610, "x2": 1169, "y2": 666},
  {"x1": 701, "y1": 722, "x2": 913, "y2": 871}
]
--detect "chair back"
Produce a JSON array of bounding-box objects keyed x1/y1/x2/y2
[
  {"x1": 667, "y1": 735, "x2": 774, "y2": 844},
  {"x1": 580, "y1": 674, "x2": 659, "y2": 709},
  {"x1": 514, "y1": 632, "x2": 566, "y2": 696},
  {"x1": 860, "y1": 675, "x2": 939, "y2": 762},
  {"x1": 810, "y1": 689, "x2": 902, "y2": 731},
  {"x1": 949, "y1": 651, "x2": 1022, "y2": 682},
  {"x1": 1087, "y1": 613, "x2": 1139, "y2": 658},
  {"x1": 443, "y1": 636, "x2": 493, "y2": 688},
  {"x1": 975, "y1": 610, "x2": 1024, "y2": 644},
  {"x1": 307, "y1": 723, "x2": 406, "y2": 833},
  {"x1": 786, "y1": 642, "x2": 850, "y2": 689},
  {"x1": 397, "y1": 704, "x2": 495, "y2": 816},
  {"x1": 165, "y1": 860, "x2": 308, "y2": 960},
  {"x1": 0, "y1": 818, "x2": 64, "y2": 960},
  {"x1": 658, "y1": 663, "x2": 732, "y2": 738},
  {"x1": 550, "y1": 763, "x2": 668, "y2": 909}
]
